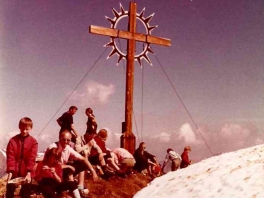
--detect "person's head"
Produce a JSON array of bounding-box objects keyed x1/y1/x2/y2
[
  {"x1": 18, "y1": 117, "x2": 33, "y2": 137},
  {"x1": 59, "y1": 130, "x2": 72, "y2": 148},
  {"x1": 44, "y1": 147, "x2": 61, "y2": 165},
  {"x1": 139, "y1": 142, "x2": 146, "y2": 151},
  {"x1": 85, "y1": 108, "x2": 93, "y2": 116},
  {"x1": 167, "y1": 148, "x2": 173, "y2": 153},
  {"x1": 69, "y1": 106, "x2": 78, "y2": 115},
  {"x1": 184, "y1": 146, "x2": 192, "y2": 152},
  {"x1": 97, "y1": 129, "x2": 108, "y2": 141}
]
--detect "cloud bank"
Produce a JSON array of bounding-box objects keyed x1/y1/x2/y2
[{"x1": 69, "y1": 81, "x2": 115, "y2": 107}]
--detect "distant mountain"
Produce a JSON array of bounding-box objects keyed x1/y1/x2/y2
[
  {"x1": 0, "y1": 149, "x2": 44, "y2": 178},
  {"x1": 0, "y1": 149, "x2": 6, "y2": 177}
]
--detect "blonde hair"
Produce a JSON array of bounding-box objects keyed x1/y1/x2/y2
[
  {"x1": 19, "y1": 117, "x2": 33, "y2": 129},
  {"x1": 98, "y1": 129, "x2": 108, "y2": 139}
]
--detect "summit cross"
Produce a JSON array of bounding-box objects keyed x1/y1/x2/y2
[{"x1": 89, "y1": 2, "x2": 171, "y2": 154}]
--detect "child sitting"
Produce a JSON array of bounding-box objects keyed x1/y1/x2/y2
[{"x1": 35, "y1": 148, "x2": 81, "y2": 198}]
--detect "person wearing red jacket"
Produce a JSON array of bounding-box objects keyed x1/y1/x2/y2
[
  {"x1": 180, "y1": 146, "x2": 193, "y2": 168},
  {"x1": 6, "y1": 117, "x2": 38, "y2": 198}
]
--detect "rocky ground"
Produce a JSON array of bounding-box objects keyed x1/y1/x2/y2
[{"x1": 0, "y1": 173, "x2": 152, "y2": 198}]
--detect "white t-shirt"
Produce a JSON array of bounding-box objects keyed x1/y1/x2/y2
[{"x1": 47, "y1": 142, "x2": 83, "y2": 165}]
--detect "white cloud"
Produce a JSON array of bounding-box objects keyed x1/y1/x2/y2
[
  {"x1": 219, "y1": 123, "x2": 252, "y2": 148},
  {"x1": 220, "y1": 123, "x2": 250, "y2": 139},
  {"x1": 178, "y1": 123, "x2": 197, "y2": 143},
  {"x1": 39, "y1": 133, "x2": 54, "y2": 145},
  {"x1": 152, "y1": 132, "x2": 171, "y2": 142},
  {"x1": 0, "y1": 130, "x2": 19, "y2": 147},
  {"x1": 69, "y1": 81, "x2": 115, "y2": 107}
]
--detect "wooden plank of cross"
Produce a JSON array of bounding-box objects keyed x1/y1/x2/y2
[{"x1": 89, "y1": 2, "x2": 171, "y2": 154}]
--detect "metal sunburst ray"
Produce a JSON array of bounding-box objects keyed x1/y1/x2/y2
[
  {"x1": 144, "y1": 13, "x2": 155, "y2": 24},
  {"x1": 107, "y1": 48, "x2": 119, "y2": 59},
  {"x1": 112, "y1": 7, "x2": 120, "y2": 19},
  {"x1": 119, "y1": 3, "x2": 126, "y2": 14},
  {"x1": 104, "y1": 40, "x2": 115, "y2": 47},
  {"x1": 148, "y1": 25, "x2": 157, "y2": 33},
  {"x1": 147, "y1": 46, "x2": 154, "y2": 54},
  {"x1": 117, "y1": 54, "x2": 125, "y2": 64},
  {"x1": 105, "y1": 16, "x2": 115, "y2": 27},
  {"x1": 102, "y1": 3, "x2": 161, "y2": 66},
  {"x1": 142, "y1": 53, "x2": 152, "y2": 65},
  {"x1": 137, "y1": 57, "x2": 142, "y2": 67},
  {"x1": 138, "y1": 7, "x2": 146, "y2": 18}
]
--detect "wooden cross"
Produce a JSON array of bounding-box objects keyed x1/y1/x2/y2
[{"x1": 89, "y1": 2, "x2": 171, "y2": 154}]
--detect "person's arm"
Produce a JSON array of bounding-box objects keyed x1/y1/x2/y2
[
  {"x1": 6, "y1": 140, "x2": 16, "y2": 181},
  {"x1": 92, "y1": 140, "x2": 102, "y2": 154},
  {"x1": 50, "y1": 167, "x2": 62, "y2": 183},
  {"x1": 181, "y1": 152, "x2": 191, "y2": 165},
  {"x1": 75, "y1": 136, "x2": 87, "y2": 154},
  {"x1": 81, "y1": 157, "x2": 98, "y2": 181},
  {"x1": 24, "y1": 139, "x2": 38, "y2": 182},
  {"x1": 152, "y1": 156, "x2": 159, "y2": 165},
  {"x1": 161, "y1": 154, "x2": 169, "y2": 170},
  {"x1": 34, "y1": 162, "x2": 42, "y2": 182},
  {"x1": 134, "y1": 150, "x2": 149, "y2": 164},
  {"x1": 147, "y1": 159, "x2": 157, "y2": 166},
  {"x1": 27, "y1": 138, "x2": 38, "y2": 174},
  {"x1": 7, "y1": 172, "x2": 12, "y2": 182},
  {"x1": 145, "y1": 151, "x2": 158, "y2": 165},
  {"x1": 88, "y1": 113, "x2": 95, "y2": 120}
]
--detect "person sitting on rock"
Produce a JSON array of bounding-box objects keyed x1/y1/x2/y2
[
  {"x1": 133, "y1": 142, "x2": 159, "y2": 178},
  {"x1": 35, "y1": 148, "x2": 82, "y2": 198},
  {"x1": 75, "y1": 132, "x2": 114, "y2": 180},
  {"x1": 45, "y1": 130, "x2": 98, "y2": 197}
]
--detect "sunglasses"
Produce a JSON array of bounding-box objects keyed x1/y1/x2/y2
[{"x1": 61, "y1": 138, "x2": 71, "y2": 142}]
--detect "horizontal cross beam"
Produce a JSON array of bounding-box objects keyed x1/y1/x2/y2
[{"x1": 89, "y1": 25, "x2": 171, "y2": 47}]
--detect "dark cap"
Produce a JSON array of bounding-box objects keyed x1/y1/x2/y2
[{"x1": 167, "y1": 148, "x2": 173, "y2": 153}]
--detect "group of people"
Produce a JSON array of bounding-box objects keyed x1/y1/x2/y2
[
  {"x1": 161, "y1": 146, "x2": 193, "y2": 172},
  {"x1": 5, "y1": 106, "x2": 193, "y2": 198}
]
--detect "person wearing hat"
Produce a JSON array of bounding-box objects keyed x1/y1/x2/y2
[
  {"x1": 161, "y1": 148, "x2": 182, "y2": 172},
  {"x1": 180, "y1": 146, "x2": 193, "y2": 168}
]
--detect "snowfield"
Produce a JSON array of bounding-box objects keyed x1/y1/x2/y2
[{"x1": 134, "y1": 144, "x2": 264, "y2": 198}]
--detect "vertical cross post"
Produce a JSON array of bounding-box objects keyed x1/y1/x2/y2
[{"x1": 120, "y1": 2, "x2": 136, "y2": 154}]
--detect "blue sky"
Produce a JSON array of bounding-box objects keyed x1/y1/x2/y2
[{"x1": 1, "y1": 0, "x2": 264, "y2": 161}]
